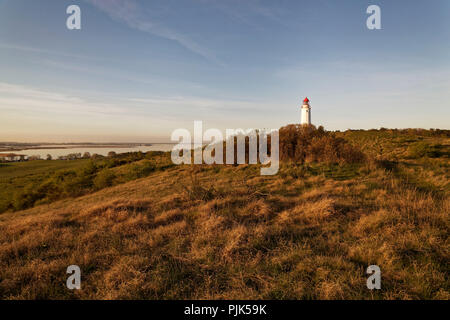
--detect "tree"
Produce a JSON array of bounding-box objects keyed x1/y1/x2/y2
[
  {"x1": 66, "y1": 153, "x2": 81, "y2": 160},
  {"x1": 28, "y1": 155, "x2": 41, "y2": 161},
  {"x1": 46, "y1": 154, "x2": 52, "y2": 161},
  {"x1": 82, "y1": 152, "x2": 91, "y2": 159},
  {"x1": 107, "y1": 151, "x2": 117, "y2": 158}
]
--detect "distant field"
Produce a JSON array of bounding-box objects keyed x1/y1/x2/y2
[
  {"x1": 0, "y1": 152, "x2": 173, "y2": 214},
  {"x1": 0, "y1": 160, "x2": 89, "y2": 213},
  {"x1": 0, "y1": 159, "x2": 89, "y2": 179},
  {"x1": 0, "y1": 129, "x2": 448, "y2": 299}
]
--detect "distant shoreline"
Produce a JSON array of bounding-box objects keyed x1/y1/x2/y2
[{"x1": 0, "y1": 143, "x2": 176, "y2": 153}]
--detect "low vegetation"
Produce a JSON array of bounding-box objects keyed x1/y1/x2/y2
[
  {"x1": 0, "y1": 128, "x2": 448, "y2": 299},
  {"x1": 0, "y1": 151, "x2": 174, "y2": 213},
  {"x1": 279, "y1": 125, "x2": 366, "y2": 164}
]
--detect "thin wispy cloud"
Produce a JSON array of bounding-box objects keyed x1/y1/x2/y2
[
  {"x1": 84, "y1": 0, "x2": 222, "y2": 65},
  {"x1": 0, "y1": 43, "x2": 113, "y2": 62},
  {"x1": 0, "y1": 81, "x2": 276, "y2": 124},
  {"x1": 209, "y1": 0, "x2": 291, "y2": 29},
  {"x1": 129, "y1": 96, "x2": 265, "y2": 111},
  {"x1": 0, "y1": 82, "x2": 192, "y2": 142},
  {"x1": 0, "y1": 82, "x2": 128, "y2": 116},
  {"x1": 41, "y1": 59, "x2": 205, "y2": 91}
]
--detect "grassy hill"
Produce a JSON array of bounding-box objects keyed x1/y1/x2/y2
[{"x1": 0, "y1": 128, "x2": 448, "y2": 299}]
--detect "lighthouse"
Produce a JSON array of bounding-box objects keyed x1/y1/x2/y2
[{"x1": 301, "y1": 97, "x2": 311, "y2": 125}]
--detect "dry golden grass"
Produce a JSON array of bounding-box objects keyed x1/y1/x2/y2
[{"x1": 0, "y1": 155, "x2": 448, "y2": 299}]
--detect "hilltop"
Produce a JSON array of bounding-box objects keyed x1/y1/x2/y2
[{"x1": 0, "y1": 128, "x2": 448, "y2": 299}]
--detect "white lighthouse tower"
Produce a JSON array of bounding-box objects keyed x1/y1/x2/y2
[{"x1": 301, "y1": 97, "x2": 311, "y2": 125}]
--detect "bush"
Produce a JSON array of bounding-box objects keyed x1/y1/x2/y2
[
  {"x1": 13, "y1": 185, "x2": 42, "y2": 211},
  {"x1": 409, "y1": 142, "x2": 430, "y2": 158},
  {"x1": 124, "y1": 160, "x2": 156, "y2": 180},
  {"x1": 64, "y1": 174, "x2": 94, "y2": 196},
  {"x1": 93, "y1": 170, "x2": 117, "y2": 189},
  {"x1": 139, "y1": 160, "x2": 156, "y2": 176},
  {"x1": 408, "y1": 142, "x2": 446, "y2": 158},
  {"x1": 37, "y1": 180, "x2": 61, "y2": 201},
  {"x1": 82, "y1": 161, "x2": 98, "y2": 175},
  {"x1": 279, "y1": 124, "x2": 366, "y2": 164},
  {"x1": 183, "y1": 173, "x2": 217, "y2": 201}
]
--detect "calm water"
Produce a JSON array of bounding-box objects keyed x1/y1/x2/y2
[{"x1": 18, "y1": 144, "x2": 176, "y2": 159}]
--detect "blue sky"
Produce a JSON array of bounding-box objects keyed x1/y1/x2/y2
[{"x1": 0, "y1": 0, "x2": 449, "y2": 142}]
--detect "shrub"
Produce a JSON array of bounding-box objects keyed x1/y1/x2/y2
[
  {"x1": 279, "y1": 124, "x2": 366, "y2": 164},
  {"x1": 13, "y1": 185, "x2": 42, "y2": 211},
  {"x1": 139, "y1": 160, "x2": 156, "y2": 176},
  {"x1": 408, "y1": 142, "x2": 446, "y2": 158},
  {"x1": 64, "y1": 174, "x2": 94, "y2": 196},
  {"x1": 146, "y1": 151, "x2": 164, "y2": 159},
  {"x1": 82, "y1": 161, "x2": 98, "y2": 175},
  {"x1": 37, "y1": 180, "x2": 62, "y2": 201},
  {"x1": 93, "y1": 169, "x2": 117, "y2": 189},
  {"x1": 183, "y1": 173, "x2": 217, "y2": 201},
  {"x1": 125, "y1": 160, "x2": 156, "y2": 180}
]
